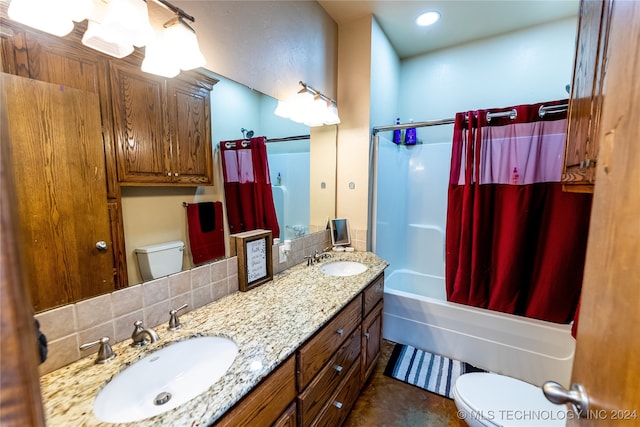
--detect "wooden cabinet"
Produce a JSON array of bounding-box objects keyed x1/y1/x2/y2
[
  {"x1": 563, "y1": 0, "x2": 613, "y2": 192},
  {"x1": 297, "y1": 296, "x2": 362, "y2": 390},
  {"x1": 219, "y1": 273, "x2": 385, "y2": 427},
  {"x1": 110, "y1": 62, "x2": 215, "y2": 185},
  {"x1": 215, "y1": 356, "x2": 296, "y2": 426},
  {"x1": 273, "y1": 402, "x2": 297, "y2": 427},
  {"x1": 361, "y1": 274, "x2": 384, "y2": 384},
  {"x1": 361, "y1": 302, "x2": 383, "y2": 383},
  {"x1": 166, "y1": 77, "x2": 214, "y2": 184},
  {"x1": 298, "y1": 326, "x2": 361, "y2": 426}
]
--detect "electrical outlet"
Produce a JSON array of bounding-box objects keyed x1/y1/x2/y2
[{"x1": 278, "y1": 245, "x2": 288, "y2": 263}]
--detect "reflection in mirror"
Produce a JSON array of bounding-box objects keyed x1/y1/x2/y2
[
  {"x1": 121, "y1": 73, "x2": 319, "y2": 286},
  {"x1": 267, "y1": 137, "x2": 310, "y2": 240},
  {"x1": 330, "y1": 218, "x2": 351, "y2": 247}
]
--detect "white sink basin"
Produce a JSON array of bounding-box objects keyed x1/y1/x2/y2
[
  {"x1": 320, "y1": 261, "x2": 367, "y2": 277},
  {"x1": 94, "y1": 336, "x2": 238, "y2": 423}
]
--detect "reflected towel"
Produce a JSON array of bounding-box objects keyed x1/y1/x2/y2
[{"x1": 186, "y1": 202, "x2": 225, "y2": 264}]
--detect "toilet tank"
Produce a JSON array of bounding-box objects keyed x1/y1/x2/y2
[{"x1": 135, "y1": 240, "x2": 184, "y2": 282}]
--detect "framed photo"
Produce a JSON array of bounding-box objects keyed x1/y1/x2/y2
[{"x1": 233, "y1": 230, "x2": 273, "y2": 292}]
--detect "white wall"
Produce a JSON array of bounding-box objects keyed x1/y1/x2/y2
[
  {"x1": 370, "y1": 17, "x2": 401, "y2": 131},
  {"x1": 398, "y1": 17, "x2": 577, "y2": 143},
  {"x1": 171, "y1": 1, "x2": 338, "y2": 102}
]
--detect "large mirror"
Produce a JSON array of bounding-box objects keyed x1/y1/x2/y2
[{"x1": 120, "y1": 72, "x2": 330, "y2": 285}]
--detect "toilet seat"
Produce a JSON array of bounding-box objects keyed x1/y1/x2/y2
[{"x1": 453, "y1": 373, "x2": 568, "y2": 427}]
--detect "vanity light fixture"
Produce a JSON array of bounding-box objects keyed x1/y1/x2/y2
[
  {"x1": 7, "y1": 0, "x2": 205, "y2": 77},
  {"x1": 274, "y1": 81, "x2": 340, "y2": 127},
  {"x1": 142, "y1": 14, "x2": 205, "y2": 77},
  {"x1": 8, "y1": 0, "x2": 94, "y2": 37},
  {"x1": 416, "y1": 11, "x2": 440, "y2": 27},
  {"x1": 81, "y1": 0, "x2": 154, "y2": 58}
]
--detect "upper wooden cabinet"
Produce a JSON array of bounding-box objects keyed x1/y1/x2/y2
[
  {"x1": 110, "y1": 62, "x2": 216, "y2": 185},
  {"x1": 563, "y1": 0, "x2": 613, "y2": 192}
]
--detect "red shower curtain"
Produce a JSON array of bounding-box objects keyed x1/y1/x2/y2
[
  {"x1": 445, "y1": 100, "x2": 592, "y2": 323},
  {"x1": 220, "y1": 136, "x2": 280, "y2": 238}
]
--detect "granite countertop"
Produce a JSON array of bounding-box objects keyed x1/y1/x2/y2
[{"x1": 40, "y1": 251, "x2": 388, "y2": 426}]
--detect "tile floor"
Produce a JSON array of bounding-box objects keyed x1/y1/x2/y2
[{"x1": 344, "y1": 340, "x2": 468, "y2": 427}]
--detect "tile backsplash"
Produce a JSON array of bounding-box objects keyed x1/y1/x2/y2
[{"x1": 36, "y1": 230, "x2": 339, "y2": 374}]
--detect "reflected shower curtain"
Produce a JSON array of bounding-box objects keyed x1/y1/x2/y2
[
  {"x1": 220, "y1": 136, "x2": 280, "y2": 238},
  {"x1": 445, "y1": 100, "x2": 592, "y2": 323}
]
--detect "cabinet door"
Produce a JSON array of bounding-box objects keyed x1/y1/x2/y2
[
  {"x1": 563, "y1": 0, "x2": 612, "y2": 191},
  {"x1": 166, "y1": 78, "x2": 213, "y2": 185},
  {"x1": 110, "y1": 62, "x2": 171, "y2": 183},
  {"x1": 2, "y1": 73, "x2": 114, "y2": 310},
  {"x1": 361, "y1": 302, "x2": 383, "y2": 384}
]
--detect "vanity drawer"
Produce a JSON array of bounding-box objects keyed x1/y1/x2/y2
[
  {"x1": 309, "y1": 359, "x2": 361, "y2": 427},
  {"x1": 215, "y1": 356, "x2": 296, "y2": 427},
  {"x1": 297, "y1": 296, "x2": 362, "y2": 390},
  {"x1": 363, "y1": 273, "x2": 384, "y2": 317},
  {"x1": 298, "y1": 325, "x2": 361, "y2": 427}
]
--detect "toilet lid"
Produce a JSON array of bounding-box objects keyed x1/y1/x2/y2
[{"x1": 455, "y1": 373, "x2": 568, "y2": 427}]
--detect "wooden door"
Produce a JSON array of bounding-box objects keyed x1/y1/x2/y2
[
  {"x1": 2, "y1": 73, "x2": 114, "y2": 310},
  {"x1": 110, "y1": 62, "x2": 171, "y2": 184},
  {"x1": 166, "y1": 77, "x2": 213, "y2": 185},
  {"x1": 566, "y1": 1, "x2": 640, "y2": 424}
]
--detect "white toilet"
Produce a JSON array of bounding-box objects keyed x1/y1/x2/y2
[
  {"x1": 453, "y1": 373, "x2": 568, "y2": 427},
  {"x1": 135, "y1": 240, "x2": 185, "y2": 281}
]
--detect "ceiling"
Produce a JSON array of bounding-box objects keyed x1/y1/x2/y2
[{"x1": 318, "y1": 0, "x2": 579, "y2": 59}]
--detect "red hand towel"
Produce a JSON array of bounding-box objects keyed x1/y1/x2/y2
[{"x1": 186, "y1": 202, "x2": 225, "y2": 265}]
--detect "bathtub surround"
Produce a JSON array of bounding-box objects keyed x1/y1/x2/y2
[{"x1": 36, "y1": 230, "x2": 332, "y2": 375}]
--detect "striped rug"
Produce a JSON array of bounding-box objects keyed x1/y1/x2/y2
[{"x1": 383, "y1": 344, "x2": 485, "y2": 399}]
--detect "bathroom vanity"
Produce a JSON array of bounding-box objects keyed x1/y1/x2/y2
[{"x1": 39, "y1": 252, "x2": 387, "y2": 426}]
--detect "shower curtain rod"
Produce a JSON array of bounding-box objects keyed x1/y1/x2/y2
[
  {"x1": 223, "y1": 134, "x2": 310, "y2": 148},
  {"x1": 372, "y1": 118, "x2": 454, "y2": 135},
  {"x1": 372, "y1": 103, "x2": 569, "y2": 135},
  {"x1": 266, "y1": 134, "x2": 310, "y2": 143}
]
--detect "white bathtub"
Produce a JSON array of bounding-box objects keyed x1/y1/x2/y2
[{"x1": 383, "y1": 269, "x2": 576, "y2": 387}]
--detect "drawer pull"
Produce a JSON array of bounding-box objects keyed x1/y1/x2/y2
[
  {"x1": 336, "y1": 328, "x2": 344, "y2": 336},
  {"x1": 334, "y1": 401, "x2": 343, "y2": 409},
  {"x1": 364, "y1": 332, "x2": 370, "y2": 340},
  {"x1": 334, "y1": 365, "x2": 343, "y2": 374}
]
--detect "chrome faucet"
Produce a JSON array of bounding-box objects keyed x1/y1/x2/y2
[
  {"x1": 305, "y1": 248, "x2": 333, "y2": 266},
  {"x1": 79, "y1": 336, "x2": 116, "y2": 364},
  {"x1": 168, "y1": 303, "x2": 189, "y2": 331},
  {"x1": 131, "y1": 320, "x2": 160, "y2": 346},
  {"x1": 314, "y1": 248, "x2": 333, "y2": 261}
]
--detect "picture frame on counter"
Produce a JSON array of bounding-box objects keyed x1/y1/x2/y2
[{"x1": 230, "y1": 229, "x2": 273, "y2": 291}]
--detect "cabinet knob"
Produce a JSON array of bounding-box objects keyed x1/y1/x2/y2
[
  {"x1": 174, "y1": 172, "x2": 179, "y2": 177},
  {"x1": 167, "y1": 172, "x2": 172, "y2": 176},
  {"x1": 365, "y1": 332, "x2": 370, "y2": 340},
  {"x1": 336, "y1": 328, "x2": 344, "y2": 336},
  {"x1": 334, "y1": 365, "x2": 343, "y2": 374},
  {"x1": 333, "y1": 401, "x2": 343, "y2": 409},
  {"x1": 95, "y1": 241, "x2": 108, "y2": 251}
]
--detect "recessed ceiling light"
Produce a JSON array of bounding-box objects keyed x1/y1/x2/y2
[{"x1": 416, "y1": 11, "x2": 440, "y2": 27}]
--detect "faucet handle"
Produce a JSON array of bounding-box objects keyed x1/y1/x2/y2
[
  {"x1": 80, "y1": 336, "x2": 116, "y2": 364},
  {"x1": 168, "y1": 303, "x2": 189, "y2": 331}
]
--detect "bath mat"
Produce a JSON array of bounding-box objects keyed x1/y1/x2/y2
[{"x1": 383, "y1": 344, "x2": 485, "y2": 399}]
